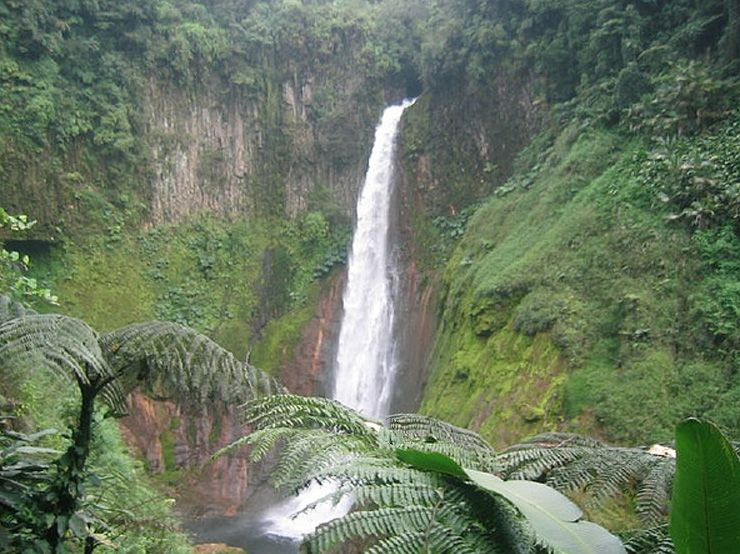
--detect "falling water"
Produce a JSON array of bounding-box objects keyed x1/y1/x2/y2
[
  {"x1": 258, "y1": 98, "x2": 415, "y2": 544},
  {"x1": 333, "y1": 98, "x2": 414, "y2": 418}
]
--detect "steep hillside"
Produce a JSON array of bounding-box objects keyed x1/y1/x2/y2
[
  {"x1": 420, "y1": 118, "x2": 739, "y2": 446},
  {"x1": 398, "y1": 0, "x2": 740, "y2": 445}
]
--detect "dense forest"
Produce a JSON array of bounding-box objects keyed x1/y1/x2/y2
[{"x1": 1, "y1": 0, "x2": 739, "y2": 552}]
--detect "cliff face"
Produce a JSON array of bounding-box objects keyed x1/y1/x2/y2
[
  {"x1": 402, "y1": 69, "x2": 545, "y2": 216},
  {"x1": 279, "y1": 270, "x2": 346, "y2": 398},
  {"x1": 387, "y1": 68, "x2": 546, "y2": 414},
  {"x1": 121, "y1": 392, "x2": 252, "y2": 517},
  {"x1": 119, "y1": 269, "x2": 347, "y2": 516},
  {"x1": 143, "y1": 75, "x2": 382, "y2": 225}
]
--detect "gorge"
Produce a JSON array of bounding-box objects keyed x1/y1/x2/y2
[{"x1": 1, "y1": 1, "x2": 739, "y2": 552}]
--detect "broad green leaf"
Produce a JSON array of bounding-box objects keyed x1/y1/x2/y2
[
  {"x1": 670, "y1": 418, "x2": 740, "y2": 554},
  {"x1": 466, "y1": 470, "x2": 626, "y2": 554},
  {"x1": 68, "y1": 513, "x2": 88, "y2": 538},
  {"x1": 397, "y1": 448, "x2": 626, "y2": 554}
]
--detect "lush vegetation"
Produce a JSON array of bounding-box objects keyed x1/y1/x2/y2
[
  {"x1": 218, "y1": 393, "x2": 740, "y2": 553},
  {"x1": 421, "y1": 114, "x2": 740, "y2": 446},
  {"x1": 2, "y1": 0, "x2": 740, "y2": 551},
  {"x1": 0, "y1": 295, "x2": 281, "y2": 552},
  {"x1": 412, "y1": 0, "x2": 740, "y2": 446}
]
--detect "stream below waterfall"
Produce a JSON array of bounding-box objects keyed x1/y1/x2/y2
[{"x1": 188, "y1": 99, "x2": 415, "y2": 552}]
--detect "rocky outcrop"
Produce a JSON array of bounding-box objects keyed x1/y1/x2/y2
[
  {"x1": 279, "y1": 269, "x2": 346, "y2": 398},
  {"x1": 121, "y1": 392, "x2": 252, "y2": 517},
  {"x1": 120, "y1": 269, "x2": 348, "y2": 516},
  {"x1": 402, "y1": 69, "x2": 546, "y2": 216}
]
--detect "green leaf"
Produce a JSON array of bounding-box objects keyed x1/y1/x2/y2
[
  {"x1": 68, "y1": 513, "x2": 88, "y2": 538},
  {"x1": 670, "y1": 418, "x2": 740, "y2": 554},
  {"x1": 396, "y1": 448, "x2": 467, "y2": 478},
  {"x1": 465, "y1": 470, "x2": 626, "y2": 554},
  {"x1": 397, "y1": 448, "x2": 626, "y2": 554}
]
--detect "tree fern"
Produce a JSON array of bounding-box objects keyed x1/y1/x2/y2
[
  {"x1": 101, "y1": 321, "x2": 284, "y2": 405},
  {"x1": 0, "y1": 310, "x2": 280, "y2": 550},
  {"x1": 226, "y1": 395, "x2": 622, "y2": 553},
  {"x1": 0, "y1": 314, "x2": 127, "y2": 414}
]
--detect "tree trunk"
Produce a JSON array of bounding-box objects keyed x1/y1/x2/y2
[{"x1": 45, "y1": 383, "x2": 96, "y2": 550}]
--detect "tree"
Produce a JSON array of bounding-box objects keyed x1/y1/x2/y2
[{"x1": 0, "y1": 299, "x2": 283, "y2": 551}]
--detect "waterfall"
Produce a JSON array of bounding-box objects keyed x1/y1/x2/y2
[
  {"x1": 259, "y1": 98, "x2": 415, "y2": 543},
  {"x1": 332, "y1": 98, "x2": 414, "y2": 418}
]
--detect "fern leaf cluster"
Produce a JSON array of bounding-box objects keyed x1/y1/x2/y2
[
  {"x1": 0, "y1": 311, "x2": 281, "y2": 417},
  {"x1": 385, "y1": 413, "x2": 499, "y2": 472},
  {"x1": 499, "y1": 433, "x2": 675, "y2": 526},
  {"x1": 0, "y1": 314, "x2": 128, "y2": 414},
  {"x1": 101, "y1": 321, "x2": 284, "y2": 405},
  {"x1": 227, "y1": 395, "x2": 557, "y2": 553},
  {"x1": 624, "y1": 526, "x2": 674, "y2": 554}
]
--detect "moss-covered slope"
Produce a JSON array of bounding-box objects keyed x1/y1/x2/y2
[{"x1": 421, "y1": 118, "x2": 740, "y2": 446}]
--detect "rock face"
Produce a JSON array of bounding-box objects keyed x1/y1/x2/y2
[
  {"x1": 279, "y1": 269, "x2": 346, "y2": 398},
  {"x1": 120, "y1": 270, "x2": 348, "y2": 516},
  {"x1": 388, "y1": 68, "x2": 546, "y2": 413},
  {"x1": 121, "y1": 392, "x2": 252, "y2": 517},
  {"x1": 401, "y1": 68, "x2": 545, "y2": 217},
  {"x1": 143, "y1": 74, "x2": 384, "y2": 225}
]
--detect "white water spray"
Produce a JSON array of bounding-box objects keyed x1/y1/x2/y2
[{"x1": 259, "y1": 98, "x2": 415, "y2": 541}]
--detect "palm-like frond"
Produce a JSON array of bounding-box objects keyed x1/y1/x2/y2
[
  {"x1": 1, "y1": 314, "x2": 281, "y2": 416},
  {"x1": 385, "y1": 413, "x2": 499, "y2": 472},
  {"x1": 243, "y1": 394, "x2": 375, "y2": 439},
  {"x1": 224, "y1": 396, "x2": 557, "y2": 553},
  {"x1": 498, "y1": 433, "x2": 675, "y2": 526},
  {"x1": 0, "y1": 314, "x2": 127, "y2": 414},
  {"x1": 623, "y1": 525, "x2": 674, "y2": 554},
  {"x1": 101, "y1": 321, "x2": 284, "y2": 405}
]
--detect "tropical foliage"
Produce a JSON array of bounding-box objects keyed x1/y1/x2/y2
[
  {"x1": 670, "y1": 419, "x2": 740, "y2": 554},
  {"x1": 0, "y1": 298, "x2": 282, "y2": 551},
  {"x1": 217, "y1": 393, "x2": 727, "y2": 553}
]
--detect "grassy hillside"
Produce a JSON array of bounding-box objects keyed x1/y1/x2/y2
[{"x1": 422, "y1": 114, "x2": 740, "y2": 446}]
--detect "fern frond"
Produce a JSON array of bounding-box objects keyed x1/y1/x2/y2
[
  {"x1": 623, "y1": 525, "x2": 675, "y2": 554},
  {"x1": 363, "y1": 530, "x2": 442, "y2": 554},
  {"x1": 308, "y1": 456, "x2": 442, "y2": 489},
  {"x1": 498, "y1": 446, "x2": 589, "y2": 481},
  {"x1": 395, "y1": 438, "x2": 499, "y2": 473},
  {"x1": 100, "y1": 321, "x2": 283, "y2": 405},
  {"x1": 500, "y1": 433, "x2": 676, "y2": 527},
  {"x1": 366, "y1": 522, "x2": 488, "y2": 554},
  {"x1": 635, "y1": 460, "x2": 674, "y2": 526},
  {"x1": 341, "y1": 482, "x2": 444, "y2": 509},
  {"x1": 243, "y1": 394, "x2": 376, "y2": 441},
  {"x1": 387, "y1": 413, "x2": 496, "y2": 453},
  {"x1": 585, "y1": 449, "x2": 655, "y2": 501},
  {"x1": 306, "y1": 505, "x2": 438, "y2": 553},
  {"x1": 0, "y1": 315, "x2": 126, "y2": 413},
  {"x1": 271, "y1": 432, "x2": 368, "y2": 490},
  {"x1": 511, "y1": 432, "x2": 606, "y2": 449}
]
